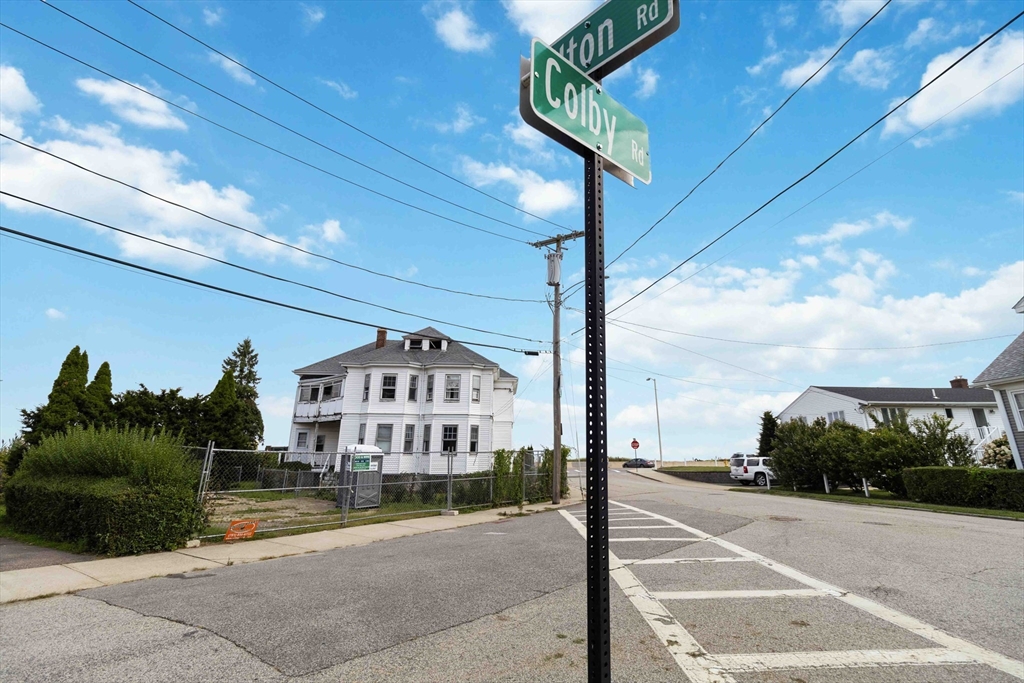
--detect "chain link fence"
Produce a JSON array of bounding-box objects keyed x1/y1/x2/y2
[{"x1": 194, "y1": 446, "x2": 566, "y2": 539}]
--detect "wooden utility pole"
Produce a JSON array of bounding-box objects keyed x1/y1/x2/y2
[{"x1": 530, "y1": 230, "x2": 583, "y2": 504}]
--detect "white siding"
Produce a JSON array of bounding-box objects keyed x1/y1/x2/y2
[{"x1": 778, "y1": 389, "x2": 865, "y2": 427}]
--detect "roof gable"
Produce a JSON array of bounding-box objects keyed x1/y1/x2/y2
[
  {"x1": 972, "y1": 332, "x2": 1024, "y2": 386},
  {"x1": 813, "y1": 386, "x2": 996, "y2": 404},
  {"x1": 293, "y1": 330, "x2": 504, "y2": 375}
]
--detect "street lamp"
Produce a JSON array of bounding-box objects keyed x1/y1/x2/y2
[{"x1": 646, "y1": 378, "x2": 664, "y2": 469}]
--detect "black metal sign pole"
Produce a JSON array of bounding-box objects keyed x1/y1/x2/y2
[{"x1": 584, "y1": 151, "x2": 611, "y2": 682}]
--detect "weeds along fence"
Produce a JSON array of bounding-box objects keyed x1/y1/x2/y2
[{"x1": 194, "y1": 447, "x2": 560, "y2": 539}]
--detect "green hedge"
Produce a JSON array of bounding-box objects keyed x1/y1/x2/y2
[
  {"x1": 4, "y1": 475, "x2": 206, "y2": 555},
  {"x1": 903, "y1": 467, "x2": 1024, "y2": 512}
]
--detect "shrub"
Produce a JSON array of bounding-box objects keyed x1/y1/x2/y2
[
  {"x1": 275, "y1": 460, "x2": 313, "y2": 472},
  {"x1": 817, "y1": 421, "x2": 864, "y2": 489},
  {"x1": 4, "y1": 476, "x2": 206, "y2": 554},
  {"x1": 981, "y1": 435, "x2": 1015, "y2": 469},
  {"x1": 903, "y1": 467, "x2": 1024, "y2": 511},
  {"x1": 770, "y1": 417, "x2": 828, "y2": 489}
]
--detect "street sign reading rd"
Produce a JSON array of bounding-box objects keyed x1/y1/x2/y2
[
  {"x1": 521, "y1": 39, "x2": 652, "y2": 184},
  {"x1": 551, "y1": 0, "x2": 680, "y2": 81}
]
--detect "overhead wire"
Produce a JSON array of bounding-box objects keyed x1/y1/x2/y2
[
  {"x1": 610, "y1": 61, "x2": 1024, "y2": 320},
  {"x1": 0, "y1": 192, "x2": 548, "y2": 344},
  {"x1": 123, "y1": 0, "x2": 574, "y2": 233},
  {"x1": 0, "y1": 134, "x2": 544, "y2": 304},
  {"x1": 0, "y1": 226, "x2": 545, "y2": 355},
  {"x1": 0, "y1": 21, "x2": 534, "y2": 246},
  {"x1": 605, "y1": 0, "x2": 893, "y2": 269},
  {"x1": 602, "y1": 9, "x2": 1024, "y2": 319}
]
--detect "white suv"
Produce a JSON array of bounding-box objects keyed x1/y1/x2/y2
[{"x1": 729, "y1": 454, "x2": 775, "y2": 487}]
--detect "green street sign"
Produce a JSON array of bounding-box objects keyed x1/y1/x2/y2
[
  {"x1": 352, "y1": 455, "x2": 371, "y2": 472},
  {"x1": 521, "y1": 39, "x2": 651, "y2": 184},
  {"x1": 551, "y1": 0, "x2": 679, "y2": 81}
]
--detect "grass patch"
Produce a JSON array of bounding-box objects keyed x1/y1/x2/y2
[
  {"x1": 659, "y1": 466, "x2": 729, "y2": 473},
  {"x1": 730, "y1": 487, "x2": 1024, "y2": 520},
  {"x1": 0, "y1": 504, "x2": 90, "y2": 555}
]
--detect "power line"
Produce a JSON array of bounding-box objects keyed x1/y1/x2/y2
[
  {"x1": 0, "y1": 134, "x2": 544, "y2": 304},
  {"x1": 0, "y1": 192, "x2": 548, "y2": 345},
  {"x1": 0, "y1": 21, "x2": 533, "y2": 246},
  {"x1": 604, "y1": 9, "x2": 1024, "y2": 319},
  {"x1": 610, "y1": 62, "x2": 1024, "y2": 320},
  {"x1": 609, "y1": 319, "x2": 1018, "y2": 351},
  {"x1": 0, "y1": 226, "x2": 545, "y2": 355},
  {"x1": 40, "y1": 1, "x2": 551, "y2": 240},
  {"x1": 606, "y1": 0, "x2": 892, "y2": 268},
  {"x1": 123, "y1": 0, "x2": 573, "y2": 233}
]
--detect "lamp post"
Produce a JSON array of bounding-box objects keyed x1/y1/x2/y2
[{"x1": 646, "y1": 377, "x2": 664, "y2": 469}]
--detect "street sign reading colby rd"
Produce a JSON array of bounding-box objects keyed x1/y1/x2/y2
[
  {"x1": 551, "y1": 0, "x2": 680, "y2": 81},
  {"x1": 523, "y1": 38, "x2": 651, "y2": 184}
]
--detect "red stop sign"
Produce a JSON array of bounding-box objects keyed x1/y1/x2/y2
[{"x1": 631, "y1": 439, "x2": 640, "y2": 450}]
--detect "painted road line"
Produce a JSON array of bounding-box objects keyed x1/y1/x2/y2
[
  {"x1": 559, "y1": 509, "x2": 733, "y2": 683},
  {"x1": 608, "y1": 537, "x2": 701, "y2": 542},
  {"x1": 620, "y1": 557, "x2": 756, "y2": 565},
  {"x1": 708, "y1": 648, "x2": 978, "y2": 672},
  {"x1": 651, "y1": 588, "x2": 826, "y2": 600},
  {"x1": 609, "y1": 500, "x2": 1024, "y2": 681},
  {"x1": 608, "y1": 525, "x2": 678, "y2": 529}
]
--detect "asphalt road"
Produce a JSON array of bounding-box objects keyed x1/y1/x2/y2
[{"x1": 2, "y1": 471, "x2": 1021, "y2": 682}]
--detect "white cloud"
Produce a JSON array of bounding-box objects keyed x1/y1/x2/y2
[
  {"x1": 203, "y1": 7, "x2": 224, "y2": 26},
  {"x1": 883, "y1": 31, "x2": 1024, "y2": 139},
  {"x1": 460, "y1": 157, "x2": 578, "y2": 216},
  {"x1": 1006, "y1": 190, "x2": 1024, "y2": 203},
  {"x1": 76, "y1": 78, "x2": 187, "y2": 131},
  {"x1": 602, "y1": 62, "x2": 633, "y2": 84},
  {"x1": 300, "y1": 4, "x2": 325, "y2": 28},
  {"x1": 905, "y1": 17, "x2": 936, "y2": 48},
  {"x1": 635, "y1": 67, "x2": 659, "y2": 99},
  {"x1": 257, "y1": 395, "x2": 295, "y2": 420},
  {"x1": 504, "y1": 118, "x2": 547, "y2": 153},
  {"x1": 0, "y1": 64, "x2": 41, "y2": 137},
  {"x1": 45, "y1": 308, "x2": 66, "y2": 320},
  {"x1": 962, "y1": 266, "x2": 985, "y2": 277},
  {"x1": 796, "y1": 211, "x2": 912, "y2": 245},
  {"x1": 777, "y1": 4, "x2": 798, "y2": 29},
  {"x1": 208, "y1": 53, "x2": 256, "y2": 86},
  {"x1": 820, "y1": 0, "x2": 886, "y2": 30},
  {"x1": 314, "y1": 219, "x2": 346, "y2": 244},
  {"x1": 780, "y1": 46, "x2": 836, "y2": 88},
  {"x1": 501, "y1": 0, "x2": 601, "y2": 43},
  {"x1": 842, "y1": 48, "x2": 894, "y2": 89},
  {"x1": 318, "y1": 78, "x2": 357, "y2": 100},
  {"x1": 433, "y1": 104, "x2": 484, "y2": 133},
  {"x1": 747, "y1": 53, "x2": 783, "y2": 77},
  {"x1": 428, "y1": 2, "x2": 493, "y2": 53}
]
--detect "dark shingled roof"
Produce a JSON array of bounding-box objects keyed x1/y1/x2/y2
[
  {"x1": 293, "y1": 327, "x2": 516, "y2": 379},
  {"x1": 973, "y1": 332, "x2": 1024, "y2": 386},
  {"x1": 813, "y1": 386, "x2": 996, "y2": 404}
]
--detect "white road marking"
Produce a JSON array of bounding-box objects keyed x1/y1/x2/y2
[
  {"x1": 608, "y1": 525, "x2": 678, "y2": 530},
  {"x1": 708, "y1": 648, "x2": 978, "y2": 672},
  {"x1": 608, "y1": 537, "x2": 701, "y2": 542},
  {"x1": 620, "y1": 557, "x2": 756, "y2": 565},
  {"x1": 652, "y1": 588, "x2": 826, "y2": 600}
]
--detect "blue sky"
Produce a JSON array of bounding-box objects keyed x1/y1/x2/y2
[{"x1": 1, "y1": 0, "x2": 1022, "y2": 459}]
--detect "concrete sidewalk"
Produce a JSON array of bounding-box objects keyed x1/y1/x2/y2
[{"x1": 0, "y1": 502, "x2": 569, "y2": 604}]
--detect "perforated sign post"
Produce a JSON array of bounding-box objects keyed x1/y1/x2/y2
[
  {"x1": 516, "y1": 2, "x2": 679, "y2": 680},
  {"x1": 631, "y1": 438, "x2": 640, "y2": 457}
]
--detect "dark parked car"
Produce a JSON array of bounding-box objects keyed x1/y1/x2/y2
[{"x1": 622, "y1": 458, "x2": 655, "y2": 468}]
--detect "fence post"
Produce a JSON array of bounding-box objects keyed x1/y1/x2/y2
[
  {"x1": 341, "y1": 453, "x2": 351, "y2": 526},
  {"x1": 522, "y1": 453, "x2": 527, "y2": 505},
  {"x1": 446, "y1": 453, "x2": 453, "y2": 512},
  {"x1": 822, "y1": 473, "x2": 831, "y2": 494}
]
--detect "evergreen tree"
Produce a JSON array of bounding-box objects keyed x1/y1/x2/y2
[
  {"x1": 21, "y1": 346, "x2": 90, "y2": 446},
  {"x1": 756, "y1": 410, "x2": 779, "y2": 458},
  {"x1": 113, "y1": 385, "x2": 205, "y2": 446},
  {"x1": 222, "y1": 338, "x2": 264, "y2": 445},
  {"x1": 82, "y1": 361, "x2": 113, "y2": 426},
  {"x1": 201, "y1": 370, "x2": 252, "y2": 450}
]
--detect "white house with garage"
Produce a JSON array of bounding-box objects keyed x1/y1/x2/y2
[
  {"x1": 778, "y1": 380, "x2": 1004, "y2": 458},
  {"x1": 971, "y1": 297, "x2": 1024, "y2": 470},
  {"x1": 286, "y1": 327, "x2": 517, "y2": 475}
]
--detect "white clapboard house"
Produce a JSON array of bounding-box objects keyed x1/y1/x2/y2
[
  {"x1": 778, "y1": 380, "x2": 1004, "y2": 459},
  {"x1": 971, "y1": 297, "x2": 1024, "y2": 469},
  {"x1": 287, "y1": 327, "x2": 517, "y2": 475}
]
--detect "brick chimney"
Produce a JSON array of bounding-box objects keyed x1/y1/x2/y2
[
  {"x1": 949, "y1": 376, "x2": 969, "y2": 389},
  {"x1": 375, "y1": 328, "x2": 387, "y2": 349}
]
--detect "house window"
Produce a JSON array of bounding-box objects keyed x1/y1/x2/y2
[
  {"x1": 442, "y1": 424, "x2": 458, "y2": 452},
  {"x1": 403, "y1": 425, "x2": 415, "y2": 453},
  {"x1": 972, "y1": 408, "x2": 989, "y2": 429},
  {"x1": 472, "y1": 375, "x2": 481, "y2": 403},
  {"x1": 315, "y1": 434, "x2": 326, "y2": 452},
  {"x1": 945, "y1": 408, "x2": 954, "y2": 419},
  {"x1": 296, "y1": 431, "x2": 308, "y2": 449},
  {"x1": 357, "y1": 423, "x2": 366, "y2": 445},
  {"x1": 380, "y1": 374, "x2": 397, "y2": 400},
  {"x1": 880, "y1": 407, "x2": 907, "y2": 426},
  {"x1": 422, "y1": 424, "x2": 432, "y2": 454},
  {"x1": 469, "y1": 425, "x2": 479, "y2": 453},
  {"x1": 426, "y1": 375, "x2": 434, "y2": 402},
  {"x1": 321, "y1": 382, "x2": 342, "y2": 400},
  {"x1": 309, "y1": 387, "x2": 319, "y2": 402},
  {"x1": 408, "y1": 375, "x2": 418, "y2": 401},
  {"x1": 444, "y1": 374, "x2": 460, "y2": 402},
  {"x1": 827, "y1": 411, "x2": 845, "y2": 424},
  {"x1": 362, "y1": 374, "x2": 371, "y2": 401},
  {"x1": 1013, "y1": 392, "x2": 1024, "y2": 429},
  {"x1": 375, "y1": 424, "x2": 393, "y2": 453},
  {"x1": 299, "y1": 387, "x2": 311, "y2": 403}
]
